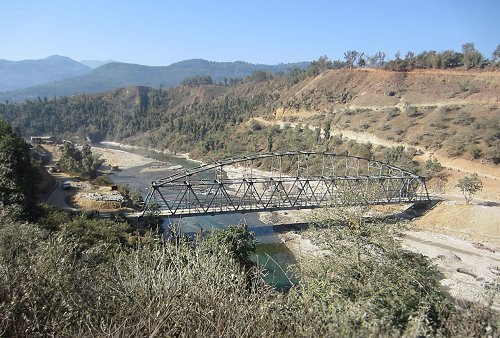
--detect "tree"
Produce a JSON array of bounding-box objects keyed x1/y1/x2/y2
[
  {"x1": 493, "y1": 45, "x2": 500, "y2": 63},
  {"x1": 440, "y1": 50, "x2": 463, "y2": 68},
  {"x1": 0, "y1": 119, "x2": 39, "y2": 212},
  {"x1": 367, "y1": 54, "x2": 378, "y2": 67},
  {"x1": 377, "y1": 51, "x2": 386, "y2": 66},
  {"x1": 462, "y1": 43, "x2": 483, "y2": 69},
  {"x1": 323, "y1": 119, "x2": 331, "y2": 140},
  {"x1": 424, "y1": 158, "x2": 443, "y2": 177},
  {"x1": 57, "y1": 143, "x2": 102, "y2": 179},
  {"x1": 249, "y1": 70, "x2": 271, "y2": 82},
  {"x1": 307, "y1": 55, "x2": 333, "y2": 76},
  {"x1": 405, "y1": 51, "x2": 415, "y2": 68},
  {"x1": 357, "y1": 54, "x2": 366, "y2": 67},
  {"x1": 344, "y1": 51, "x2": 359, "y2": 69},
  {"x1": 456, "y1": 173, "x2": 482, "y2": 204}
]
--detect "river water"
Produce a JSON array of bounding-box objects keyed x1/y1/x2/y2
[{"x1": 98, "y1": 143, "x2": 297, "y2": 289}]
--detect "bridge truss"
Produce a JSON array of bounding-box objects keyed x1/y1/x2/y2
[{"x1": 142, "y1": 151, "x2": 429, "y2": 217}]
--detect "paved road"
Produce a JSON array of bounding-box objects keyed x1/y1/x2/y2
[{"x1": 45, "y1": 173, "x2": 78, "y2": 211}]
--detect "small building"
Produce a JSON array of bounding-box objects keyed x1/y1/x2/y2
[{"x1": 30, "y1": 136, "x2": 57, "y2": 144}]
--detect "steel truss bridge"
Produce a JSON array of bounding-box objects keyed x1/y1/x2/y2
[{"x1": 142, "y1": 151, "x2": 430, "y2": 217}]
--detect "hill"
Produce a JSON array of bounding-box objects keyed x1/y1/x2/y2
[
  {"x1": 0, "y1": 67, "x2": 498, "y2": 171},
  {"x1": 0, "y1": 59, "x2": 309, "y2": 102},
  {"x1": 0, "y1": 55, "x2": 91, "y2": 93}
]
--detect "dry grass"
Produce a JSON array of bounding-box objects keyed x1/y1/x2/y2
[{"x1": 1, "y1": 217, "x2": 498, "y2": 337}]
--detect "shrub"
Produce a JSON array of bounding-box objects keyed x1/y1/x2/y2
[
  {"x1": 405, "y1": 106, "x2": 423, "y2": 118},
  {"x1": 455, "y1": 112, "x2": 474, "y2": 125},
  {"x1": 468, "y1": 145, "x2": 483, "y2": 159},
  {"x1": 445, "y1": 137, "x2": 466, "y2": 157},
  {"x1": 386, "y1": 107, "x2": 400, "y2": 119},
  {"x1": 424, "y1": 158, "x2": 444, "y2": 177}
]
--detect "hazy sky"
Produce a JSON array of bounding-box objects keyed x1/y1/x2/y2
[{"x1": 1, "y1": 0, "x2": 499, "y2": 65}]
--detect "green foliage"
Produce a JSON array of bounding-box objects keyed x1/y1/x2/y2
[
  {"x1": 306, "y1": 55, "x2": 346, "y2": 76},
  {"x1": 424, "y1": 158, "x2": 444, "y2": 178},
  {"x1": 405, "y1": 105, "x2": 422, "y2": 118},
  {"x1": 67, "y1": 215, "x2": 131, "y2": 242},
  {"x1": 0, "y1": 119, "x2": 39, "y2": 214},
  {"x1": 181, "y1": 75, "x2": 214, "y2": 86},
  {"x1": 58, "y1": 143, "x2": 103, "y2": 179},
  {"x1": 288, "y1": 207, "x2": 497, "y2": 336},
  {"x1": 386, "y1": 107, "x2": 400, "y2": 119},
  {"x1": 35, "y1": 203, "x2": 73, "y2": 231},
  {"x1": 248, "y1": 70, "x2": 272, "y2": 82},
  {"x1": 445, "y1": 136, "x2": 467, "y2": 157},
  {"x1": 381, "y1": 145, "x2": 419, "y2": 173},
  {"x1": 0, "y1": 216, "x2": 271, "y2": 337},
  {"x1": 344, "y1": 50, "x2": 359, "y2": 68},
  {"x1": 206, "y1": 224, "x2": 257, "y2": 268},
  {"x1": 117, "y1": 184, "x2": 143, "y2": 209},
  {"x1": 455, "y1": 111, "x2": 474, "y2": 125},
  {"x1": 493, "y1": 45, "x2": 500, "y2": 63},
  {"x1": 456, "y1": 173, "x2": 483, "y2": 204},
  {"x1": 462, "y1": 43, "x2": 483, "y2": 69},
  {"x1": 468, "y1": 144, "x2": 483, "y2": 159},
  {"x1": 287, "y1": 223, "x2": 446, "y2": 335}
]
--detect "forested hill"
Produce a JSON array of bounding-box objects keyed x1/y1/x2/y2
[
  {"x1": 0, "y1": 59, "x2": 309, "y2": 102},
  {"x1": 0, "y1": 63, "x2": 498, "y2": 167}
]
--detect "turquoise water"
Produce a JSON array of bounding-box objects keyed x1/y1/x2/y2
[{"x1": 253, "y1": 243, "x2": 298, "y2": 290}]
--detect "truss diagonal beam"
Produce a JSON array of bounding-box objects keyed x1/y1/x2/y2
[{"x1": 142, "y1": 152, "x2": 430, "y2": 217}]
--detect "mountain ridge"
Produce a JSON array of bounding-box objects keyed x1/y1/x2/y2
[
  {"x1": 0, "y1": 55, "x2": 91, "y2": 92},
  {"x1": 0, "y1": 58, "x2": 309, "y2": 102}
]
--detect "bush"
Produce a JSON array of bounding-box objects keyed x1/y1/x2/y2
[
  {"x1": 118, "y1": 184, "x2": 144, "y2": 209},
  {"x1": 445, "y1": 137, "x2": 466, "y2": 157},
  {"x1": 387, "y1": 107, "x2": 400, "y2": 120},
  {"x1": 205, "y1": 224, "x2": 257, "y2": 268},
  {"x1": 484, "y1": 145, "x2": 500, "y2": 164},
  {"x1": 455, "y1": 112, "x2": 474, "y2": 125},
  {"x1": 405, "y1": 106, "x2": 423, "y2": 118},
  {"x1": 468, "y1": 144, "x2": 483, "y2": 159},
  {"x1": 424, "y1": 158, "x2": 444, "y2": 178}
]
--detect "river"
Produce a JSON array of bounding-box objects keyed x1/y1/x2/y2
[{"x1": 97, "y1": 143, "x2": 297, "y2": 289}]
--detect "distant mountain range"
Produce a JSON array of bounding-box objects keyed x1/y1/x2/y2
[
  {"x1": 0, "y1": 57, "x2": 309, "y2": 102},
  {"x1": 0, "y1": 55, "x2": 91, "y2": 92},
  {"x1": 79, "y1": 59, "x2": 116, "y2": 69}
]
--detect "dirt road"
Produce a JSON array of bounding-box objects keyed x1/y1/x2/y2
[{"x1": 403, "y1": 230, "x2": 499, "y2": 311}]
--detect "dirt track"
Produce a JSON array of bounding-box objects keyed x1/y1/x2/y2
[{"x1": 403, "y1": 230, "x2": 499, "y2": 311}]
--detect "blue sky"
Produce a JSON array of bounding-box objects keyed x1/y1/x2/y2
[{"x1": 1, "y1": 0, "x2": 499, "y2": 65}]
